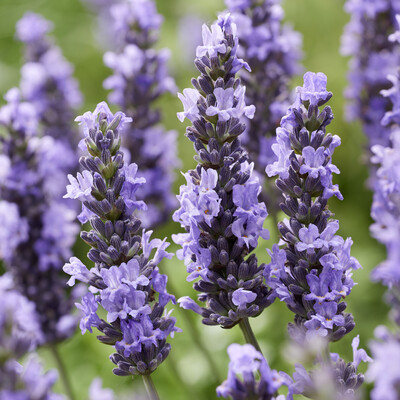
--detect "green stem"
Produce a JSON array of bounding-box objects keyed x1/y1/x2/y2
[
  {"x1": 49, "y1": 344, "x2": 75, "y2": 400},
  {"x1": 239, "y1": 318, "x2": 263, "y2": 355},
  {"x1": 142, "y1": 374, "x2": 160, "y2": 400}
]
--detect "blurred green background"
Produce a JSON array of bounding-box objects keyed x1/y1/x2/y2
[{"x1": 0, "y1": 0, "x2": 390, "y2": 399}]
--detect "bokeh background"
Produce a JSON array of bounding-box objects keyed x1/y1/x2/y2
[{"x1": 0, "y1": 0, "x2": 389, "y2": 398}]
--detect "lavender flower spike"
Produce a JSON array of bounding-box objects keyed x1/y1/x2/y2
[
  {"x1": 225, "y1": 0, "x2": 302, "y2": 215},
  {"x1": 63, "y1": 101, "x2": 179, "y2": 377},
  {"x1": 103, "y1": 0, "x2": 178, "y2": 228},
  {"x1": 217, "y1": 343, "x2": 293, "y2": 399},
  {"x1": 341, "y1": 0, "x2": 400, "y2": 149},
  {"x1": 0, "y1": 88, "x2": 79, "y2": 344},
  {"x1": 369, "y1": 29, "x2": 400, "y2": 323},
  {"x1": 366, "y1": 22, "x2": 400, "y2": 399},
  {"x1": 264, "y1": 72, "x2": 361, "y2": 343},
  {"x1": 173, "y1": 14, "x2": 272, "y2": 330}
]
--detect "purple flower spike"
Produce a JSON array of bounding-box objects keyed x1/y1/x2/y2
[
  {"x1": 369, "y1": 21, "x2": 400, "y2": 325},
  {"x1": 174, "y1": 13, "x2": 272, "y2": 329},
  {"x1": 264, "y1": 72, "x2": 360, "y2": 344},
  {"x1": 63, "y1": 102, "x2": 179, "y2": 377},
  {"x1": 0, "y1": 82, "x2": 79, "y2": 344},
  {"x1": 0, "y1": 12, "x2": 84, "y2": 346}
]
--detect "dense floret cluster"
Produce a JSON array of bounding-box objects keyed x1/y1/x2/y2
[
  {"x1": 264, "y1": 72, "x2": 360, "y2": 342},
  {"x1": 174, "y1": 14, "x2": 272, "y2": 329},
  {"x1": 0, "y1": 87, "x2": 79, "y2": 344},
  {"x1": 63, "y1": 102, "x2": 179, "y2": 376}
]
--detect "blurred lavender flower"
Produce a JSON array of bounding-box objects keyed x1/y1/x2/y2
[
  {"x1": 367, "y1": 326, "x2": 400, "y2": 400},
  {"x1": 291, "y1": 335, "x2": 371, "y2": 400},
  {"x1": 217, "y1": 343, "x2": 293, "y2": 399},
  {"x1": 226, "y1": 0, "x2": 302, "y2": 215},
  {"x1": 0, "y1": 274, "x2": 43, "y2": 359},
  {"x1": 369, "y1": 46, "x2": 400, "y2": 323},
  {"x1": 102, "y1": 0, "x2": 178, "y2": 228},
  {"x1": 264, "y1": 72, "x2": 360, "y2": 342},
  {"x1": 173, "y1": 14, "x2": 272, "y2": 330},
  {"x1": 0, "y1": 356, "x2": 64, "y2": 400},
  {"x1": 16, "y1": 12, "x2": 82, "y2": 146},
  {"x1": 365, "y1": 22, "x2": 400, "y2": 400},
  {"x1": 63, "y1": 102, "x2": 179, "y2": 377},
  {"x1": 341, "y1": 0, "x2": 400, "y2": 148},
  {"x1": 0, "y1": 88, "x2": 79, "y2": 344}
]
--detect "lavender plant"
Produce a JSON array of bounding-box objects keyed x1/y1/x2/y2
[
  {"x1": 217, "y1": 343, "x2": 293, "y2": 399},
  {"x1": 103, "y1": 0, "x2": 178, "y2": 228},
  {"x1": 0, "y1": 87, "x2": 79, "y2": 345},
  {"x1": 341, "y1": 0, "x2": 400, "y2": 149},
  {"x1": 173, "y1": 14, "x2": 271, "y2": 346},
  {"x1": 225, "y1": 0, "x2": 302, "y2": 214},
  {"x1": 366, "y1": 24, "x2": 400, "y2": 399},
  {"x1": 369, "y1": 71, "x2": 400, "y2": 324},
  {"x1": 264, "y1": 72, "x2": 360, "y2": 343},
  {"x1": 63, "y1": 102, "x2": 179, "y2": 397}
]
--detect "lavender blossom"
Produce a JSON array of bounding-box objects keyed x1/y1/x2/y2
[
  {"x1": 264, "y1": 72, "x2": 360, "y2": 342},
  {"x1": 369, "y1": 59, "x2": 400, "y2": 323},
  {"x1": 365, "y1": 23, "x2": 400, "y2": 399},
  {"x1": 63, "y1": 102, "x2": 179, "y2": 377},
  {"x1": 173, "y1": 14, "x2": 272, "y2": 329},
  {"x1": 102, "y1": 0, "x2": 178, "y2": 228},
  {"x1": 217, "y1": 343, "x2": 293, "y2": 399},
  {"x1": 0, "y1": 274, "x2": 43, "y2": 359},
  {"x1": 367, "y1": 326, "x2": 400, "y2": 400},
  {"x1": 225, "y1": 0, "x2": 302, "y2": 214},
  {"x1": 16, "y1": 12, "x2": 82, "y2": 145},
  {"x1": 291, "y1": 335, "x2": 371, "y2": 400},
  {"x1": 341, "y1": 0, "x2": 400, "y2": 148},
  {"x1": 0, "y1": 88, "x2": 79, "y2": 344}
]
